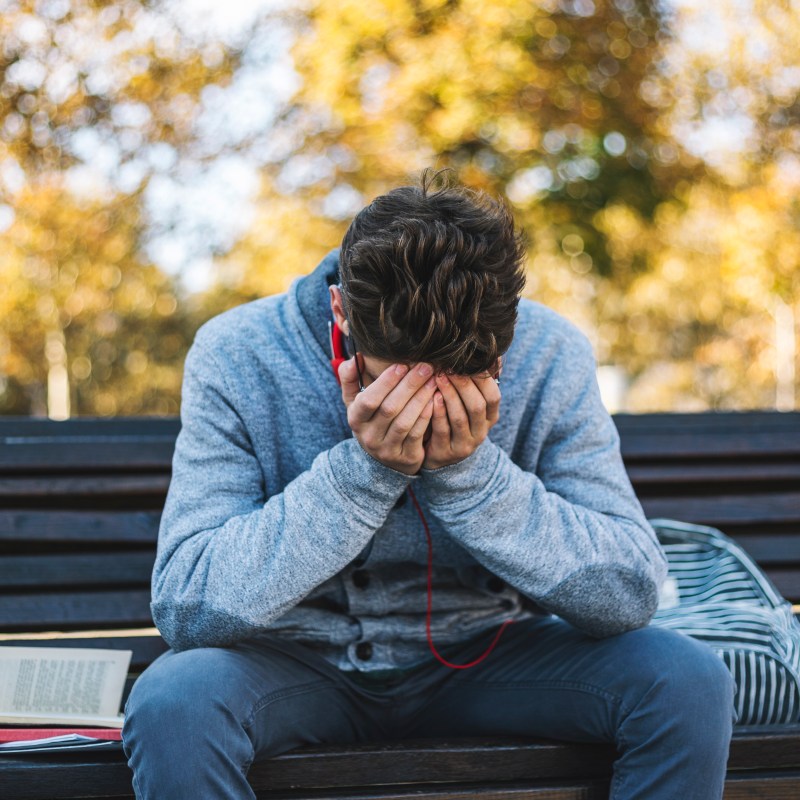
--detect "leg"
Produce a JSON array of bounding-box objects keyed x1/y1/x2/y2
[
  {"x1": 122, "y1": 637, "x2": 388, "y2": 800},
  {"x1": 400, "y1": 616, "x2": 736, "y2": 800}
]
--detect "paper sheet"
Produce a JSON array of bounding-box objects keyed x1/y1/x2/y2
[{"x1": 0, "y1": 647, "x2": 131, "y2": 727}]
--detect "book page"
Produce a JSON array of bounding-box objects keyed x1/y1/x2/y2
[{"x1": 0, "y1": 647, "x2": 132, "y2": 725}]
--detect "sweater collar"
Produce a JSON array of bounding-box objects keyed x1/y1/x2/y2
[{"x1": 295, "y1": 248, "x2": 340, "y2": 357}]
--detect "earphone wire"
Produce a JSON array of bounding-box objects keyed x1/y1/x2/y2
[{"x1": 406, "y1": 485, "x2": 514, "y2": 669}]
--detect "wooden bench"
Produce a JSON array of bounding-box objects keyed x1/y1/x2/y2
[{"x1": 1, "y1": 411, "x2": 799, "y2": 799}]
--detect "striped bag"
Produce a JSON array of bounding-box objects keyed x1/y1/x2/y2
[{"x1": 649, "y1": 518, "x2": 800, "y2": 725}]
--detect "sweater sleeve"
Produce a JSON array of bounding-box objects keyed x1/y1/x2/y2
[
  {"x1": 419, "y1": 335, "x2": 668, "y2": 638},
  {"x1": 151, "y1": 330, "x2": 412, "y2": 651}
]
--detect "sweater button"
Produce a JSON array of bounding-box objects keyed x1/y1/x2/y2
[
  {"x1": 352, "y1": 569, "x2": 370, "y2": 589},
  {"x1": 356, "y1": 642, "x2": 373, "y2": 661},
  {"x1": 487, "y1": 577, "x2": 505, "y2": 593}
]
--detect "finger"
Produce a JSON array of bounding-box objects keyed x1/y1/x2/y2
[
  {"x1": 445, "y1": 374, "x2": 487, "y2": 437},
  {"x1": 373, "y1": 362, "x2": 434, "y2": 434},
  {"x1": 403, "y1": 395, "x2": 435, "y2": 454},
  {"x1": 348, "y1": 363, "x2": 409, "y2": 425},
  {"x1": 435, "y1": 373, "x2": 470, "y2": 438},
  {"x1": 425, "y1": 389, "x2": 451, "y2": 455},
  {"x1": 338, "y1": 357, "x2": 362, "y2": 406},
  {"x1": 384, "y1": 377, "x2": 437, "y2": 446},
  {"x1": 472, "y1": 374, "x2": 501, "y2": 425},
  {"x1": 430, "y1": 389, "x2": 449, "y2": 438}
]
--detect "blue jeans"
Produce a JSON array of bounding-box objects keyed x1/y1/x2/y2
[{"x1": 123, "y1": 616, "x2": 736, "y2": 799}]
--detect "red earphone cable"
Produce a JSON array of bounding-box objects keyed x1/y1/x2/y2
[{"x1": 406, "y1": 485, "x2": 513, "y2": 669}]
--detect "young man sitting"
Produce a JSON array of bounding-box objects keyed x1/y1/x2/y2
[{"x1": 123, "y1": 172, "x2": 736, "y2": 800}]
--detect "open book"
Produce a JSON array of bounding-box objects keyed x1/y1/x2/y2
[{"x1": 0, "y1": 646, "x2": 132, "y2": 728}]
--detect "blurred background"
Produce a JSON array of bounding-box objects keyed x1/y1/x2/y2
[{"x1": 0, "y1": 0, "x2": 797, "y2": 418}]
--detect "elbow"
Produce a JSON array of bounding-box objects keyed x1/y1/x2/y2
[
  {"x1": 151, "y1": 598, "x2": 255, "y2": 653},
  {"x1": 538, "y1": 564, "x2": 661, "y2": 638}
]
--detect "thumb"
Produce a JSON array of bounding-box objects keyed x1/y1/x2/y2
[{"x1": 338, "y1": 357, "x2": 361, "y2": 405}]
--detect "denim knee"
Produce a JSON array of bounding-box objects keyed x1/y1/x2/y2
[
  {"x1": 123, "y1": 648, "x2": 247, "y2": 745},
  {"x1": 618, "y1": 626, "x2": 736, "y2": 732}
]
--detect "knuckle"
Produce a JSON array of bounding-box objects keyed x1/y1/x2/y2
[
  {"x1": 361, "y1": 398, "x2": 380, "y2": 414},
  {"x1": 393, "y1": 420, "x2": 412, "y2": 436},
  {"x1": 379, "y1": 403, "x2": 398, "y2": 419},
  {"x1": 406, "y1": 430, "x2": 422, "y2": 443}
]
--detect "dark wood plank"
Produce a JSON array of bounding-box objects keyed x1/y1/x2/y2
[
  {"x1": 621, "y1": 428, "x2": 800, "y2": 454},
  {"x1": 0, "y1": 441, "x2": 176, "y2": 471},
  {"x1": 0, "y1": 552, "x2": 154, "y2": 587},
  {"x1": 639, "y1": 494, "x2": 800, "y2": 526},
  {"x1": 0, "y1": 416, "x2": 181, "y2": 437},
  {"x1": 251, "y1": 784, "x2": 609, "y2": 799},
  {"x1": 0, "y1": 754, "x2": 135, "y2": 800},
  {"x1": 0, "y1": 634, "x2": 168, "y2": 671},
  {"x1": 626, "y1": 461, "x2": 800, "y2": 485},
  {"x1": 613, "y1": 411, "x2": 800, "y2": 432},
  {"x1": 0, "y1": 590, "x2": 153, "y2": 630},
  {"x1": 761, "y1": 569, "x2": 800, "y2": 603},
  {"x1": 0, "y1": 754, "x2": 613, "y2": 800},
  {"x1": 248, "y1": 728, "x2": 800, "y2": 792},
  {"x1": 730, "y1": 535, "x2": 800, "y2": 565},
  {"x1": 723, "y1": 773, "x2": 800, "y2": 800},
  {"x1": 728, "y1": 725, "x2": 800, "y2": 769},
  {"x1": 0, "y1": 511, "x2": 160, "y2": 543},
  {"x1": 248, "y1": 739, "x2": 616, "y2": 791},
  {"x1": 1, "y1": 730, "x2": 799, "y2": 799},
  {"x1": 619, "y1": 431, "x2": 800, "y2": 459},
  {"x1": 0, "y1": 475, "x2": 171, "y2": 502}
]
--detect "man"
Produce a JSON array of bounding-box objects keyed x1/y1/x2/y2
[{"x1": 123, "y1": 172, "x2": 735, "y2": 799}]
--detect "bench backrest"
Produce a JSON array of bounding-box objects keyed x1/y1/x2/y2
[{"x1": 1, "y1": 411, "x2": 798, "y2": 685}]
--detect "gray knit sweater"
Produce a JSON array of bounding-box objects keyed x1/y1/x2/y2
[{"x1": 151, "y1": 250, "x2": 668, "y2": 672}]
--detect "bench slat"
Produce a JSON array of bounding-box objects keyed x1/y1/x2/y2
[
  {"x1": 1, "y1": 727, "x2": 796, "y2": 800},
  {"x1": 730, "y1": 535, "x2": 800, "y2": 564},
  {"x1": 0, "y1": 475, "x2": 171, "y2": 502},
  {"x1": 0, "y1": 417, "x2": 180, "y2": 437},
  {"x1": 762, "y1": 569, "x2": 800, "y2": 603},
  {"x1": 613, "y1": 411, "x2": 800, "y2": 432},
  {"x1": 619, "y1": 431, "x2": 800, "y2": 459},
  {"x1": 0, "y1": 441, "x2": 176, "y2": 471},
  {"x1": 627, "y1": 462, "x2": 800, "y2": 484},
  {"x1": 0, "y1": 511, "x2": 160, "y2": 543},
  {"x1": 639, "y1": 493, "x2": 800, "y2": 526},
  {"x1": 0, "y1": 552, "x2": 154, "y2": 587},
  {"x1": 0, "y1": 591, "x2": 152, "y2": 629}
]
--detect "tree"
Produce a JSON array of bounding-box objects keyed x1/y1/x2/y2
[
  {"x1": 0, "y1": 0, "x2": 242, "y2": 414},
  {"x1": 212, "y1": 0, "x2": 797, "y2": 410}
]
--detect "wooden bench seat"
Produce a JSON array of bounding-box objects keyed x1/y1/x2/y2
[{"x1": 1, "y1": 411, "x2": 799, "y2": 799}]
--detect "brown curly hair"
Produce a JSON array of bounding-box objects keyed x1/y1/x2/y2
[{"x1": 339, "y1": 169, "x2": 526, "y2": 376}]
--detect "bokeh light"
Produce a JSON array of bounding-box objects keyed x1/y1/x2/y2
[{"x1": 0, "y1": 0, "x2": 797, "y2": 416}]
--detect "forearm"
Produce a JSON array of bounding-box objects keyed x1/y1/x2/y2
[
  {"x1": 420, "y1": 438, "x2": 667, "y2": 637},
  {"x1": 152, "y1": 437, "x2": 412, "y2": 651}
]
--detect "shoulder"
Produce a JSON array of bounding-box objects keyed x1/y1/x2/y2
[
  {"x1": 511, "y1": 298, "x2": 595, "y2": 368},
  {"x1": 193, "y1": 295, "x2": 285, "y2": 352},
  {"x1": 185, "y1": 293, "x2": 293, "y2": 381},
  {"x1": 180, "y1": 295, "x2": 290, "y2": 395}
]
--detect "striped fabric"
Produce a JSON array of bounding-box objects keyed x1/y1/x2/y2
[{"x1": 649, "y1": 518, "x2": 800, "y2": 725}]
